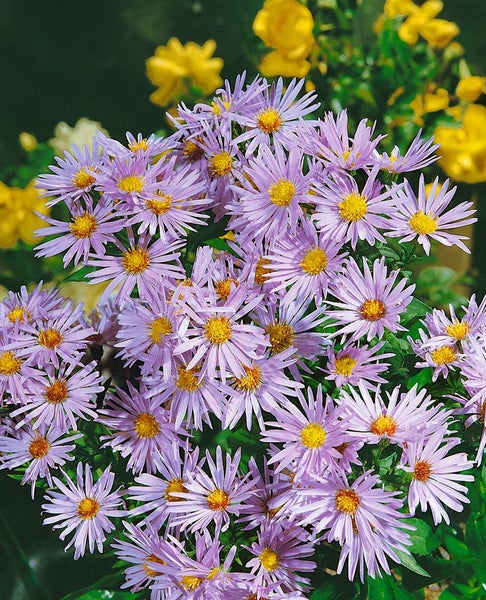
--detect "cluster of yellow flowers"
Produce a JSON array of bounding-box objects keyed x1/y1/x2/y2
[
  {"x1": 0, "y1": 181, "x2": 49, "y2": 249},
  {"x1": 252, "y1": 0, "x2": 315, "y2": 78},
  {"x1": 146, "y1": 37, "x2": 224, "y2": 107}
]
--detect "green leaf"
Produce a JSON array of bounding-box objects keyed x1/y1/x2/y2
[
  {"x1": 204, "y1": 237, "x2": 231, "y2": 251},
  {"x1": 63, "y1": 265, "x2": 97, "y2": 282},
  {"x1": 406, "y1": 518, "x2": 440, "y2": 555},
  {"x1": 75, "y1": 592, "x2": 138, "y2": 600},
  {"x1": 401, "y1": 297, "x2": 431, "y2": 324},
  {"x1": 394, "y1": 549, "x2": 430, "y2": 577}
]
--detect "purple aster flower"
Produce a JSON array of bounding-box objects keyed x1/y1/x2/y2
[
  {"x1": 399, "y1": 429, "x2": 474, "y2": 525},
  {"x1": 223, "y1": 348, "x2": 302, "y2": 431},
  {"x1": 232, "y1": 77, "x2": 320, "y2": 156},
  {"x1": 338, "y1": 382, "x2": 451, "y2": 446},
  {"x1": 86, "y1": 228, "x2": 185, "y2": 305},
  {"x1": 376, "y1": 130, "x2": 439, "y2": 173},
  {"x1": 42, "y1": 462, "x2": 125, "y2": 559},
  {"x1": 262, "y1": 385, "x2": 349, "y2": 479},
  {"x1": 165, "y1": 446, "x2": 254, "y2": 534},
  {"x1": 385, "y1": 175, "x2": 476, "y2": 255},
  {"x1": 0, "y1": 282, "x2": 64, "y2": 331},
  {"x1": 311, "y1": 167, "x2": 396, "y2": 248},
  {"x1": 328, "y1": 256, "x2": 415, "y2": 342},
  {"x1": 227, "y1": 144, "x2": 315, "y2": 245},
  {"x1": 112, "y1": 521, "x2": 169, "y2": 598},
  {"x1": 36, "y1": 141, "x2": 103, "y2": 207},
  {"x1": 0, "y1": 421, "x2": 82, "y2": 498},
  {"x1": 34, "y1": 196, "x2": 122, "y2": 267},
  {"x1": 10, "y1": 359, "x2": 102, "y2": 431},
  {"x1": 173, "y1": 283, "x2": 268, "y2": 383},
  {"x1": 98, "y1": 381, "x2": 186, "y2": 475},
  {"x1": 409, "y1": 329, "x2": 462, "y2": 382},
  {"x1": 97, "y1": 130, "x2": 172, "y2": 160},
  {"x1": 264, "y1": 219, "x2": 346, "y2": 305},
  {"x1": 244, "y1": 522, "x2": 316, "y2": 595},
  {"x1": 292, "y1": 469, "x2": 412, "y2": 581},
  {"x1": 127, "y1": 442, "x2": 202, "y2": 531},
  {"x1": 321, "y1": 340, "x2": 394, "y2": 390}
]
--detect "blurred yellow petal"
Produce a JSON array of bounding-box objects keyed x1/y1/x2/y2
[
  {"x1": 419, "y1": 18, "x2": 459, "y2": 49},
  {"x1": 456, "y1": 76, "x2": 486, "y2": 102},
  {"x1": 259, "y1": 50, "x2": 311, "y2": 78}
]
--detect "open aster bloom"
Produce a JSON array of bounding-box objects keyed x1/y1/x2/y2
[
  {"x1": 173, "y1": 283, "x2": 269, "y2": 383},
  {"x1": 311, "y1": 167, "x2": 395, "y2": 248},
  {"x1": 232, "y1": 77, "x2": 320, "y2": 156},
  {"x1": 0, "y1": 282, "x2": 64, "y2": 331},
  {"x1": 262, "y1": 385, "x2": 348, "y2": 479},
  {"x1": 42, "y1": 462, "x2": 125, "y2": 559},
  {"x1": 165, "y1": 446, "x2": 254, "y2": 534},
  {"x1": 338, "y1": 382, "x2": 451, "y2": 447},
  {"x1": 98, "y1": 381, "x2": 185, "y2": 475},
  {"x1": 244, "y1": 521, "x2": 316, "y2": 596},
  {"x1": 86, "y1": 229, "x2": 185, "y2": 305},
  {"x1": 264, "y1": 218, "x2": 346, "y2": 305},
  {"x1": 291, "y1": 470, "x2": 412, "y2": 581},
  {"x1": 227, "y1": 143, "x2": 315, "y2": 245},
  {"x1": 399, "y1": 429, "x2": 474, "y2": 525},
  {"x1": 328, "y1": 256, "x2": 415, "y2": 342},
  {"x1": 410, "y1": 328, "x2": 462, "y2": 382},
  {"x1": 10, "y1": 359, "x2": 103, "y2": 431},
  {"x1": 376, "y1": 130, "x2": 439, "y2": 173},
  {"x1": 385, "y1": 175, "x2": 476, "y2": 255},
  {"x1": 0, "y1": 421, "x2": 82, "y2": 498},
  {"x1": 322, "y1": 340, "x2": 394, "y2": 390}
]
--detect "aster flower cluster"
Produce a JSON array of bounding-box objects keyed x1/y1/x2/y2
[{"x1": 0, "y1": 73, "x2": 483, "y2": 598}]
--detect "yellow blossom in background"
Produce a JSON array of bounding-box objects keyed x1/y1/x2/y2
[
  {"x1": 434, "y1": 104, "x2": 486, "y2": 184},
  {"x1": 50, "y1": 117, "x2": 108, "y2": 156},
  {"x1": 383, "y1": 0, "x2": 417, "y2": 18},
  {"x1": 146, "y1": 38, "x2": 223, "y2": 107},
  {"x1": 397, "y1": 0, "x2": 458, "y2": 49},
  {"x1": 456, "y1": 76, "x2": 486, "y2": 102},
  {"x1": 419, "y1": 18, "x2": 460, "y2": 49},
  {"x1": 410, "y1": 85, "x2": 449, "y2": 124},
  {"x1": 253, "y1": 0, "x2": 314, "y2": 78},
  {"x1": 0, "y1": 181, "x2": 49, "y2": 248},
  {"x1": 19, "y1": 132, "x2": 38, "y2": 152}
]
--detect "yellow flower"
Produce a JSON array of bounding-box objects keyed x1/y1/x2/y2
[
  {"x1": 456, "y1": 76, "x2": 486, "y2": 102},
  {"x1": 419, "y1": 18, "x2": 459, "y2": 49},
  {"x1": 0, "y1": 181, "x2": 49, "y2": 248},
  {"x1": 398, "y1": 0, "x2": 442, "y2": 45},
  {"x1": 146, "y1": 38, "x2": 223, "y2": 107},
  {"x1": 19, "y1": 132, "x2": 38, "y2": 152},
  {"x1": 384, "y1": 0, "x2": 417, "y2": 18},
  {"x1": 50, "y1": 118, "x2": 108, "y2": 156},
  {"x1": 410, "y1": 85, "x2": 449, "y2": 123},
  {"x1": 253, "y1": 0, "x2": 314, "y2": 78},
  {"x1": 434, "y1": 104, "x2": 486, "y2": 183}
]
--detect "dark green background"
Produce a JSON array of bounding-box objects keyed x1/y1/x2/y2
[{"x1": 0, "y1": 1, "x2": 486, "y2": 598}]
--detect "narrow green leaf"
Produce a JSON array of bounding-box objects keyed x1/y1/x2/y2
[{"x1": 394, "y1": 549, "x2": 430, "y2": 577}]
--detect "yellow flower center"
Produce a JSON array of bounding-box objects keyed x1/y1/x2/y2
[
  {"x1": 118, "y1": 175, "x2": 145, "y2": 193},
  {"x1": 254, "y1": 256, "x2": 272, "y2": 285},
  {"x1": 72, "y1": 168, "x2": 96, "y2": 189},
  {"x1": 122, "y1": 247, "x2": 150, "y2": 274},
  {"x1": 335, "y1": 488, "x2": 360, "y2": 514},
  {"x1": 176, "y1": 366, "x2": 202, "y2": 392},
  {"x1": 8, "y1": 306, "x2": 30, "y2": 324},
  {"x1": 134, "y1": 412, "x2": 160, "y2": 438},
  {"x1": 149, "y1": 316, "x2": 173, "y2": 343},
  {"x1": 257, "y1": 108, "x2": 282, "y2": 133},
  {"x1": 180, "y1": 575, "x2": 203, "y2": 591},
  {"x1": 209, "y1": 152, "x2": 233, "y2": 176},
  {"x1": 338, "y1": 192, "x2": 368, "y2": 221},
  {"x1": 215, "y1": 278, "x2": 237, "y2": 301},
  {"x1": 360, "y1": 299, "x2": 386, "y2": 321},
  {"x1": 445, "y1": 320, "x2": 470, "y2": 341},
  {"x1": 0, "y1": 351, "x2": 22, "y2": 376},
  {"x1": 129, "y1": 138, "x2": 149, "y2": 152},
  {"x1": 143, "y1": 553, "x2": 166, "y2": 578},
  {"x1": 45, "y1": 379, "x2": 68, "y2": 404},
  {"x1": 334, "y1": 355, "x2": 357, "y2": 377},
  {"x1": 206, "y1": 566, "x2": 220, "y2": 580},
  {"x1": 300, "y1": 422, "x2": 326, "y2": 448},
  {"x1": 265, "y1": 321, "x2": 294, "y2": 354},
  {"x1": 164, "y1": 478, "x2": 187, "y2": 502},
  {"x1": 413, "y1": 459, "x2": 432, "y2": 482},
  {"x1": 268, "y1": 179, "x2": 295, "y2": 207},
  {"x1": 370, "y1": 414, "x2": 397, "y2": 437},
  {"x1": 299, "y1": 246, "x2": 327, "y2": 275},
  {"x1": 183, "y1": 138, "x2": 205, "y2": 161},
  {"x1": 69, "y1": 212, "x2": 98, "y2": 238},
  {"x1": 408, "y1": 211, "x2": 438, "y2": 235},
  {"x1": 28, "y1": 435, "x2": 50, "y2": 459},
  {"x1": 77, "y1": 497, "x2": 100, "y2": 520},
  {"x1": 211, "y1": 99, "x2": 230, "y2": 115},
  {"x1": 430, "y1": 345, "x2": 457, "y2": 365},
  {"x1": 259, "y1": 547, "x2": 280, "y2": 571},
  {"x1": 146, "y1": 195, "x2": 172, "y2": 215},
  {"x1": 207, "y1": 488, "x2": 230, "y2": 510},
  {"x1": 235, "y1": 365, "x2": 262, "y2": 392},
  {"x1": 204, "y1": 316, "x2": 232, "y2": 345},
  {"x1": 38, "y1": 328, "x2": 63, "y2": 349}
]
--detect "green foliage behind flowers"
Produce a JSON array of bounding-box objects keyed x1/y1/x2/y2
[{"x1": 1, "y1": 74, "x2": 486, "y2": 599}]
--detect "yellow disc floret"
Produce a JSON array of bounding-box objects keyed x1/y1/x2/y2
[
  {"x1": 122, "y1": 247, "x2": 150, "y2": 274},
  {"x1": 259, "y1": 547, "x2": 280, "y2": 571},
  {"x1": 28, "y1": 435, "x2": 50, "y2": 459},
  {"x1": 204, "y1": 316, "x2": 232, "y2": 345},
  {"x1": 265, "y1": 321, "x2": 294, "y2": 354},
  {"x1": 134, "y1": 412, "x2": 160, "y2": 438},
  {"x1": 268, "y1": 179, "x2": 295, "y2": 207},
  {"x1": 0, "y1": 351, "x2": 22, "y2": 376},
  {"x1": 299, "y1": 246, "x2": 327, "y2": 275},
  {"x1": 146, "y1": 195, "x2": 172, "y2": 215},
  {"x1": 335, "y1": 488, "x2": 360, "y2": 514},
  {"x1": 300, "y1": 422, "x2": 326, "y2": 448},
  {"x1": 235, "y1": 365, "x2": 263, "y2": 392},
  {"x1": 176, "y1": 366, "x2": 201, "y2": 392},
  {"x1": 207, "y1": 488, "x2": 230, "y2": 510},
  {"x1": 257, "y1": 108, "x2": 282, "y2": 133},
  {"x1": 413, "y1": 459, "x2": 432, "y2": 482},
  {"x1": 334, "y1": 355, "x2": 357, "y2": 377},
  {"x1": 69, "y1": 212, "x2": 98, "y2": 238},
  {"x1": 72, "y1": 168, "x2": 96, "y2": 190},
  {"x1": 164, "y1": 478, "x2": 187, "y2": 502},
  {"x1": 370, "y1": 414, "x2": 397, "y2": 437},
  {"x1": 408, "y1": 211, "x2": 438, "y2": 235},
  {"x1": 209, "y1": 152, "x2": 233, "y2": 176},
  {"x1": 45, "y1": 379, "x2": 68, "y2": 404},
  {"x1": 38, "y1": 328, "x2": 63, "y2": 349},
  {"x1": 149, "y1": 316, "x2": 173, "y2": 343},
  {"x1": 180, "y1": 575, "x2": 203, "y2": 591},
  {"x1": 118, "y1": 175, "x2": 145, "y2": 193},
  {"x1": 430, "y1": 345, "x2": 457, "y2": 365},
  {"x1": 360, "y1": 299, "x2": 386, "y2": 321},
  {"x1": 338, "y1": 192, "x2": 367, "y2": 221},
  {"x1": 77, "y1": 497, "x2": 100, "y2": 520},
  {"x1": 445, "y1": 320, "x2": 470, "y2": 341}
]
